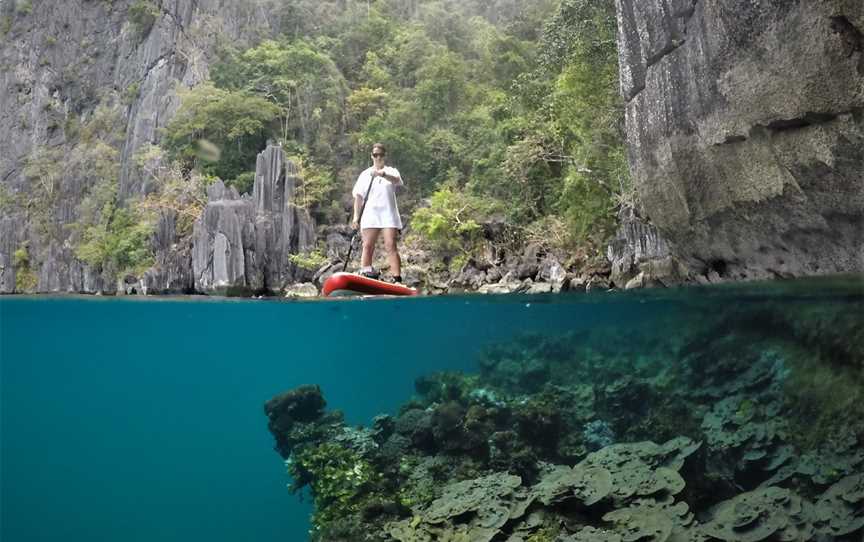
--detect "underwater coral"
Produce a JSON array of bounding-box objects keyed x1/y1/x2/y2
[{"x1": 265, "y1": 293, "x2": 863, "y2": 541}]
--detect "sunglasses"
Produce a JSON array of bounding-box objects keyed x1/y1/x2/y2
[{"x1": 372, "y1": 153, "x2": 385, "y2": 157}]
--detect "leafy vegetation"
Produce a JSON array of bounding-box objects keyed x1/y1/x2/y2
[
  {"x1": 162, "y1": 83, "x2": 281, "y2": 184},
  {"x1": 288, "y1": 249, "x2": 329, "y2": 273},
  {"x1": 13, "y1": 242, "x2": 38, "y2": 292},
  {"x1": 411, "y1": 186, "x2": 502, "y2": 267},
  {"x1": 289, "y1": 153, "x2": 340, "y2": 219},
  {"x1": 0, "y1": 15, "x2": 11, "y2": 37},
  {"x1": 6, "y1": 0, "x2": 626, "y2": 284},
  {"x1": 66, "y1": 103, "x2": 155, "y2": 277},
  {"x1": 15, "y1": 0, "x2": 32, "y2": 16},
  {"x1": 74, "y1": 177, "x2": 154, "y2": 276},
  {"x1": 136, "y1": 144, "x2": 211, "y2": 237},
  {"x1": 161, "y1": 0, "x2": 627, "y2": 259},
  {"x1": 22, "y1": 147, "x2": 65, "y2": 240}
]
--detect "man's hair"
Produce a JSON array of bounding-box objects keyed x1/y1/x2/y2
[{"x1": 372, "y1": 143, "x2": 386, "y2": 154}]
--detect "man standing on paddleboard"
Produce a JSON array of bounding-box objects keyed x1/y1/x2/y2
[{"x1": 351, "y1": 143, "x2": 404, "y2": 282}]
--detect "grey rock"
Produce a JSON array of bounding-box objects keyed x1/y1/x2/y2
[
  {"x1": 0, "y1": 216, "x2": 19, "y2": 292},
  {"x1": 191, "y1": 145, "x2": 316, "y2": 295},
  {"x1": 142, "y1": 210, "x2": 193, "y2": 294},
  {"x1": 253, "y1": 146, "x2": 317, "y2": 290},
  {"x1": 568, "y1": 276, "x2": 588, "y2": 293},
  {"x1": 607, "y1": 208, "x2": 673, "y2": 287},
  {"x1": 478, "y1": 280, "x2": 527, "y2": 295},
  {"x1": 525, "y1": 281, "x2": 553, "y2": 295},
  {"x1": 400, "y1": 265, "x2": 425, "y2": 288},
  {"x1": 451, "y1": 264, "x2": 487, "y2": 290},
  {"x1": 484, "y1": 266, "x2": 502, "y2": 284},
  {"x1": 283, "y1": 282, "x2": 318, "y2": 298},
  {"x1": 585, "y1": 276, "x2": 610, "y2": 292},
  {"x1": 36, "y1": 240, "x2": 106, "y2": 294},
  {"x1": 515, "y1": 261, "x2": 539, "y2": 281},
  {"x1": 624, "y1": 273, "x2": 645, "y2": 290},
  {"x1": 322, "y1": 225, "x2": 353, "y2": 263},
  {"x1": 615, "y1": 0, "x2": 864, "y2": 280},
  {"x1": 537, "y1": 255, "x2": 567, "y2": 290},
  {"x1": 192, "y1": 183, "x2": 255, "y2": 294},
  {"x1": 311, "y1": 262, "x2": 337, "y2": 288}
]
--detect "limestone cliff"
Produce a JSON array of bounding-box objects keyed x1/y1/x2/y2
[
  {"x1": 0, "y1": 0, "x2": 279, "y2": 293},
  {"x1": 613, "y1": 0, "x2": 863, "y2": 284},
  {"x1": 3, "y1": 0, "x2": 861, "y2": 296}
]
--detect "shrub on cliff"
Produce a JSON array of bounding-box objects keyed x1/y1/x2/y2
[
  {"x1": 410, "y1": 186, "x2": 503, "y2": 268},
  {"x1": 128, "y1": 1, "x2": 160, "y2": 38},
  {"x1": 74, "y1": 177, "x2": 154, "y2": 276}
]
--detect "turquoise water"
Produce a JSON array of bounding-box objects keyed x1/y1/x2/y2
[{"x1": 1, "y1": 277, "x2": 861, "y2": 541}]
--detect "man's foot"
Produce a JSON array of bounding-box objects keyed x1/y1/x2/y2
[{"x1": 358, "y1": 268, "x2": 380, "y2": 279}]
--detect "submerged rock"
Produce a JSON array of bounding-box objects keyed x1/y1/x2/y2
[
  {"x1": 264, "y1": 295, "x2": 864, "y2": 541},
  {"x1": 815, "y1": 474, "x2": 864, "y2": 537},
  {"x1": 387, "y1": 473, "x2": 525, "y2": 542},
  {"x1": 700, "y1": 486, "x2": 814, "y2": 542},
  {"x1": 264, "y1": 385, "x2": 336, "y2": 458},
  {"x1": 532, "y1": 464, "x2": 612, "y2": 506}
]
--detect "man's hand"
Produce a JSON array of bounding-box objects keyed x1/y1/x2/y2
[{"x1": 351, "y1": 218, "x2": 360, "y2": 230}]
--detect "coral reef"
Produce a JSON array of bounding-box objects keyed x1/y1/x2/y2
[{"x1": 265, "y1": 294, "x2": 863, "y2": 541}]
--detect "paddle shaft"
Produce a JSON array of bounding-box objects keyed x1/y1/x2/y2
[{"x1": 343, "y1": 173, "x2": 378, "y2": 272}]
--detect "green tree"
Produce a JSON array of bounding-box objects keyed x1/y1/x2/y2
[
  {"x1": 211, "y1": 38, "x2": 350, "y2": 178},
  {"x1": 414, "y1": 50, "x2": 468, "y2": 122},
  {"x1": 545, "y1": 0, "x2": 626, "y2": 244},
  {"x1": 289, "y1": 153, "x2": 339, "y2": 218},
  {"x1": 162, "y1": 83, "x2": 280, "y2": 184}
]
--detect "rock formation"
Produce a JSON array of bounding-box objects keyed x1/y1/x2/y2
[
  {"x1": 613, "y1": 0, "x2": 864, "y2": 282},
  {"x1": 264, "y1": 287, "x2": 864, "y2": 540},
  {"x1": 191, "y1": 145, "x2": 315, "y2": 295},
  {"x1": 0, "y1": 0, "x2": 278, "y2": 293}
]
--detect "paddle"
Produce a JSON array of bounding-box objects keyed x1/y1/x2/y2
[{"x1": 342, "y1": 172, "x2": 377, "y2": 272}]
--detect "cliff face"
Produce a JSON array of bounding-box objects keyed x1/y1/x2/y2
[
  {"x1": 4, "y1": 1, "x2": 861, "y2": 295},
  {"x1": 614, "y1": 0, "x2": 864, "y2": 282},
  {"x1": 0, "y1": 0, "x2": 278, "y2": 293}
]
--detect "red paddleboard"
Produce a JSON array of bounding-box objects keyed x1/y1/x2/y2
[{"x1": 322, "y1": 272, "x2": 418, "y2": 297}]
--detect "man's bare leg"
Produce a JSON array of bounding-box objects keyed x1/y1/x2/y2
[
  {"x1": 383, "y1": 228, "x2": 401, "y2": 278},
  {"x1": 361, "y1": 228, "x2": 381, "y2": 269}
]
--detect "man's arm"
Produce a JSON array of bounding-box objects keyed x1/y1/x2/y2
[
  {"x1": 375, "y1": 168, "x2": 403, "y2": 185},
  {"x1": 352, "y1": 194, "x2": 363, "y2": 229}
]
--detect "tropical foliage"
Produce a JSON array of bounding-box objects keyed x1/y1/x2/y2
[{"x1": 159, "y1": 0, "x2": 626, "y2": 258}]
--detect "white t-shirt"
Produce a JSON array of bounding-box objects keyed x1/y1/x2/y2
[{"x1": 352, "y1": 166, "x2": 404, "y2": 229}]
